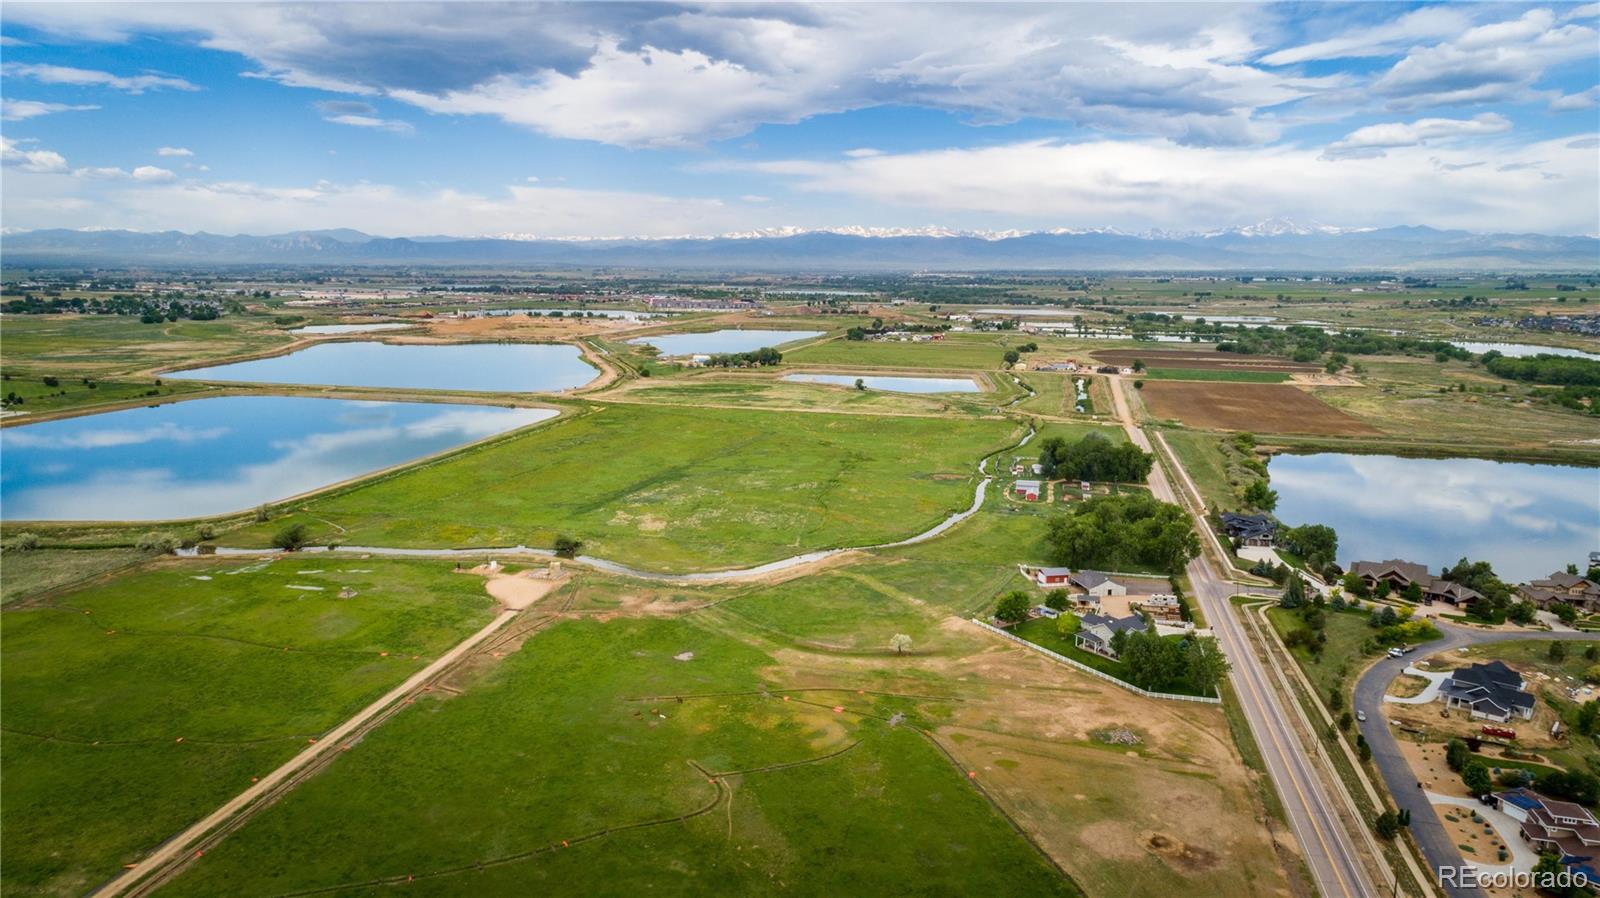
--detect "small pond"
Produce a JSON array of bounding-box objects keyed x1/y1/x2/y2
[
  {"x1": 782, "y1": 373, "x2": 980, "y2": 393},
  {"x1": 167, "y1": 341, "x2": 596, "y2": 392},
  {"x1": 0, "y1": 396, "x2": 557, "y2": 521},
  {"x1": 629, "y1": 329, "x2": 823, "y2": 356},
  {"x1": 1450, "y1": 341, "x2": 1600, "y2": 361},
  {"x1": 1270, "y1": 453, "x2": 1600, "y2": 583}
]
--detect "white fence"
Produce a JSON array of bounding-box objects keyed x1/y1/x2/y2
[{"x1": 968, "y1": 618, "x2": 1222, "y2": 705}]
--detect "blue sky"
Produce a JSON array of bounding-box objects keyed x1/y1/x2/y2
[{"x1": 2, "y1": 2, "x2": 1597, "y2": 237}]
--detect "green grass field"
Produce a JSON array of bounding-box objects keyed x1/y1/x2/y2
[
  {"x1": 1265, "y1": 605, "x2": 1383, "y2": 699},
  {"x1": 0, "y1": 315, "x2": 292, "y2": 378},
  {"x1": 156, "y1": 613, "x2": 1078, "y2": 898},
  {"x1": 0, "y1": 373, "x2": 210, "y2": 415},
  {"x1": 0, "y1": 557, "x2": 498, "y2": 897},
  {"x1": 607, "y1": 374, "x2": 1004, "y2": 418},
  {"x1": 786, "y1": 334, "x2": 1025, "y2": 369},
  {"x1": 231, "y1": 403, "x2": 1020, "y2": 572},
  {"x1": 0, "y1": 547, "x2": 150, "y2": 605}
]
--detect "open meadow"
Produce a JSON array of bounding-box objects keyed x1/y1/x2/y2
[
  {"x1": 228, "y1": 402, "x2": 1021, "y2": 572},
  {"x1": 0, "y1": 557, "x2": 499, "y2": 897}
]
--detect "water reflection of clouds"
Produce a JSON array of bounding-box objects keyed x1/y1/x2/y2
[
  {"x1": 3, "y1": 402, "x2": 556, "y2": 521},
  {"x1": 1272, "y1": 453, "x2": 1600, "y2": 581},
  {"x1": 2, "y1": 422, "x2": 230, "y2": 451}
]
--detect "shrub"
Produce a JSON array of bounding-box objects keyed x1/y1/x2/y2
[
  {"x1": 271, "y1": 523, "x2": 311, "y2": 552},
  {"x1": 194, "y1": 523, "x2": 217, "y2": 542},
  {"x1": 5, "y1": 532, "x2": 41, "y2": 552},
  {"x1": 136, "y1": 531, "x2": 180, "y2": 554},
  {"x1": 552, "y1": 534, "x2": 584, "y2": 558}
]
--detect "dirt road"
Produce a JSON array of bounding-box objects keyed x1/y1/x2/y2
[{"x1": 95, "y1": 607, "x2": 522, "y2": 898}]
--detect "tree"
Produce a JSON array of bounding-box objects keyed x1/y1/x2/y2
[
  {"x1": 995, "y1": 591, "x2": 1031, "y2": 624},
  {"x1": 1445, "y1": 738, "x2": 1470, "y2": 772},
  {"x1": 1551, "y1": 603, "x2": 1579, "y2": 623},
  {"x1": 1550, "y1": 641, "x2": 1568, "y2": 662},
  {"x1": 1003, "y1": 349, "x2": 1021, "y2": 366},
  {"x1": 1120, "y1": 631, "x2": 1187, "y2": 691},
  {"x1": 1044, "y1": 591, "x2": 1069, "y2": 612},
  {"x1": 1462, "y1": 759, "x2": 1492, "y2": 796},
  {"x1": 1132, "y1": 359, "x2": 1146, "y2": 372},
  {"x1": 1279, "y1": 523, "x2": 1338, "y2": 571},
  {"x1": 1373, "y1": 810, "x2": 1400, "y2": 840},
  {"x1": 1240, "y1": 479, "x2": 1278, "y2": 512},
  {"x1": 1338, "y1": 711, "x2": 1353, "y2": 732},
  {"x1": 889, "y1": 634, "x2": 913, "y2": 655},
  {"x1": 1186, "y1": 637, "x2": 1230, "y2": 697},
  {"x1": 1043, "y1": 494, "x2": 1197, "y2": 574},
  {"x1": 1531, "y1": 853, "x2": 1584, "y2": 898},
  {"x1": 1279, "y1": 572, "x2": 1307, "y2": 608},
  {"x1": 552, "y1": 534, "x2": 584, "y2": 558},
  {"x1": 1327, "y1": 687, "x2": 1344, "y2": 712},
  {"x1": 1356, "y1": 734, "x2": 1371, "y2": 762},
  {"x1": 854, "y1": 378, "x2": 866, "y2": 391},
  {"x1": 1056, "y1": 611, "x2": 1081, "y2": 638},
  {"x1": 1342, "y1": 572, "x2": 1370, "y2": 598},
  {"x1": 1507, "y1": 601, "x2": 1537, "y2": 625},
  {"x1": 1401, "y1": 581, "x2": 1423, "y2": 603},
  {"x1": 269, "y1": 523, "x2": 309, "y2": 552},
  {"x1": 1575, "y1": 699, "x2": 1600, "y2": 736},
  {"x1": 1586, "y1": 643, "x2": 1600, "y2": 662}
]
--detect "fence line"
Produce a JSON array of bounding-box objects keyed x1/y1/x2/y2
[{"x1": 967, "y1": 618, "x2": 1221, "y2": 705}]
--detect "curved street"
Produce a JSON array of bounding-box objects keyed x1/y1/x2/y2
[{"x1": 1354, "y1": 625, "x2": 1593, "y2": 898}]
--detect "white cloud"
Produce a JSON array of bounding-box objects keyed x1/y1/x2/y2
[
  {"x1": 0, "y1": 169, "x2": 759, "y2": 238},
  {"x1": 323, "y1": 113, "x2": 414, "y2": 135},
  {"x1": 1321, "y1": 113, "x2": 1512, "y2": 160},
  {"x1": 725, "y1": 134, "x2": 1600, "y2": 234},
  {"x1": 1261, "y1": 7, "x2": 1472, "y2": 65},
  {"x1": 312, "y1": 100, "x2": 413, "y2": 134},
  {"x1": 0, "y1": 62, "x2": 198, "y2": 94},
  {"x1": 1, "y1": 137, "x2": 68, "y2": 173},
  {"x1": 1372, "y1": 9, "x2": 1598, "y2": 109},
  {"x1": 2, "y1": 98, "x2": 99, "y2": 120},
  {"x1": 69, "y1": 164, "x2": 177, "y2": 183},
  {"x1": 1550, "y1": 86, "x2": 1600, "y2": 111},
  {"x1": 156, "y1": 146, "x2": 194, "y2": 157},
  {"x1": 0, "y1": 3, "x2": 1326, "y2": 148}
]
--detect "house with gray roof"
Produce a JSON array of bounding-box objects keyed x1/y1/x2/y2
[
  {"x1": 1440, "y1": 661, "x2": 1535, "y2": 722},
  {"x1": 1075, "y1": 613, "x2": 1149, "y2": 659},
  {"x1": 1220, "y1": 512, "x2": 1276, "y2": 547},
  {"x1": 1519, "y1": 571, "x2": 1600, "y2": 614},
  {"x1": 1069, "y1": 570, "x2": 1127, "y2": 597}
]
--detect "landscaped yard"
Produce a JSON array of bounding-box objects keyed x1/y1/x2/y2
[
  {"x1": 0, "y1": 557, "x2": 499, "y2": 897},
  {"x1": 228, "y1": 403, "x2": 1020, "y2": 572},
  {"x1": 1008, "y1": 616, "x2": 1214, "y2": 697}
]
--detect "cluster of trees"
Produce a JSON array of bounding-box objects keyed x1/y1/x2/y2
[
  {"x1": 1044, "y1": 494, "x2": 1199, "y2": 575},
  {"x1": 1212, "y1": 325, "x2": 1474, "y2": 363},
  {"x1": 1482, "y1": 351, "x2": 1600, "y2": 387},
  {"x1": 1036, "y1": 432, "x2": 1154, "y2": 483},
  {"x1": 1116, "y1": 631, "x2": 1230, "y2": 696},
  {"x1": 3, "y1": 294, "x2": 222, "y2": 321},
  {"x1": 1278, "y1": 523, "x2": 1338, "y2": 572},
  {"x1": 702, "y1": 347, "x2": 783, "y2": 367}
]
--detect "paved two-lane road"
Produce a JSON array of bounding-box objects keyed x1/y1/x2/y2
[{"x1": 1108, "y1": 376, "x2": 1379, "y2": 898}]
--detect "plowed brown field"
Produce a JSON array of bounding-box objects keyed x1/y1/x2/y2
[{"x1": 1140, "y1": 381, "x2": 1380, "y2": 435}]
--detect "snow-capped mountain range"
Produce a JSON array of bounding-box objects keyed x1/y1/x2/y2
[{"x1": 3, "y1": 219, "x2": 1594, "y2": 270}]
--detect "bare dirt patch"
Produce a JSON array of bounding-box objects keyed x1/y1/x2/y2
[
  {"x1": 1092, "y1": 349, "x2": 1320, "y2": 373},
  {"x1": 1143, "y1": 832, "x2": 1221, "y2": 873},
  {"x1": 482, "y1": 570, "x2": 569, "y2": 610},
  {"x1": 1140, "y1": 381, "x2": 1380, "y2": 435}
]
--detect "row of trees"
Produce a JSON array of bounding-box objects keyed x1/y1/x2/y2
[
  {"x1": 1044, "y1": 493, "x2": 1199, "y2": 575},
  {"x1": 1036, "y1": 432, "x2": 1154, "y2": 483},
  {"x1": 702, "y1": 347, "x2": 783, "y2": 367},
  {"x1": 1481, "y1": 351, "x2": 1600, "y2": 387}
]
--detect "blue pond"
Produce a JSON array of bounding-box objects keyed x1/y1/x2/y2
[
  {"x1": 1270, "y1": 453, "x2": 1600, "y2": 583},
  {"x1": 168, "y1": 341, "x2": 596, "y2": 392},
  {"x1": 782, "y1": 373, "x2": 980, "y2": 393},
  {"x1": 0, "y1": 396, "x2": 556, "y2": 521},
  {"x1": 629, "y1": 329, "x2": 823, "y2": 356}
]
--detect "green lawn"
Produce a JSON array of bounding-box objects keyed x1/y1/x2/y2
[
  {"x1": 156, "y1": 615, "x2": 1078, "y2": 898},
  {"x1": 231, "y1": 403, "x2": 1020, "y2": 572},
  {"x1": 1142, "y1": 368, "x2": 1289, "y2": 384},
  {"x1": 1158, "y1": 428, "x2": 1234, "y2": 509},
  {"x1": 1265, "y1": 605, "x2": 1385, "y2": 698},
  {"x1": 0, "y1": 558, "x2": 498, "y2": 897},
  {"x1": 1009, "y1": 616, "x2": 1213, "y2": 697}
]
